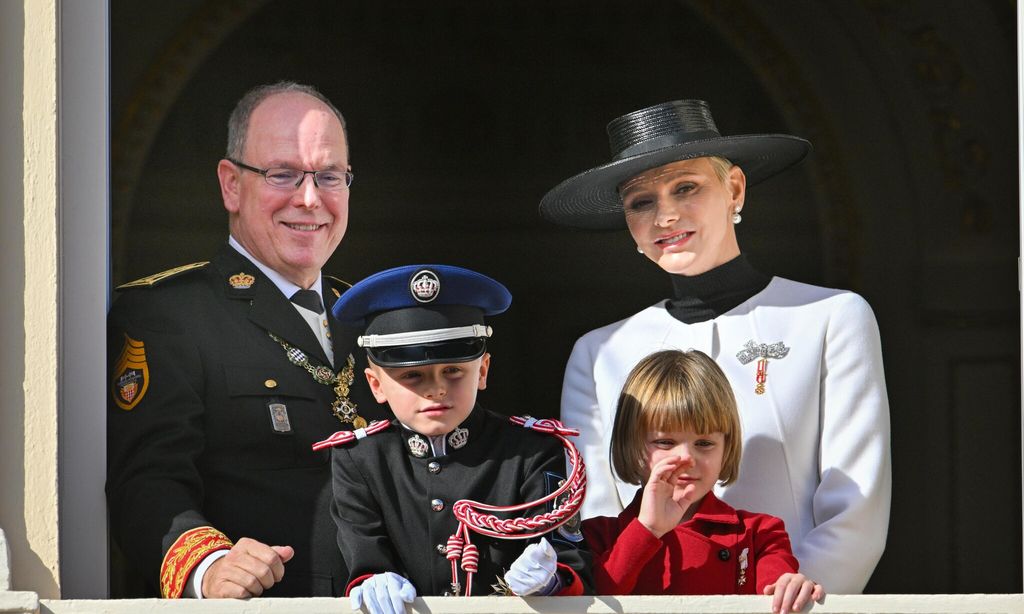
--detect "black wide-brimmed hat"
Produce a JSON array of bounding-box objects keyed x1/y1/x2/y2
[{"x1": 538, "y1": 100, "x2": 812, "y2": 230}]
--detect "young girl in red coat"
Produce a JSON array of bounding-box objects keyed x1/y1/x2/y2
[{"x1": 582, "y1": 350, "x2": 825, "y2": 613}]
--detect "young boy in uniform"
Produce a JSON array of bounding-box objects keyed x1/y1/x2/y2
[{"x1": 318, "y1": 264, "x2": 590, "y2": 613}]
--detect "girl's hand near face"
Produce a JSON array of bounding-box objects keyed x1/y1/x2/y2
[
  {"x1": 763, "y1": 573, "x2": 824, "y2": 614},
  {"x1": 637, "y1": 455, "x2": 698, "y2": 538}
]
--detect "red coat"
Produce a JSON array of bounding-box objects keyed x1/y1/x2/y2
[{"x1": 581, "y1": 492, "x2": 798, "y2": 595}]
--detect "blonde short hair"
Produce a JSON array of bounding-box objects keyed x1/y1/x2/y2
[
  {"x1": 610, "y1": 349, "x2": 742, "y2": 486},
  {"x1": 705, "y1": 156, "x2": 734, "y2": 185},
  {"x1": 618, "y1": 155, "x2": 735, "y2": 195}
]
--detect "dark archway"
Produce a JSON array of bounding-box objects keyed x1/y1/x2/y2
[{"x1": 112, "y1": 0, "x2": 1021, "y2": 594}]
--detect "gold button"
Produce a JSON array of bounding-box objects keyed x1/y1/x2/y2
[
  {"x1": 322, "y1": 320, "x2": 329, "y2": 327},
  {"x1": 264, "y1": 379, "x2": 278, "y2": 389}
]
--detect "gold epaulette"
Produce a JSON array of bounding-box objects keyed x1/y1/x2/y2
[
  {"x1": 159, "y1": 526, "x2": 233, "y2": 598},
  {"x1": 117, "y1": 262, "x2": 209, "y2": 290}
]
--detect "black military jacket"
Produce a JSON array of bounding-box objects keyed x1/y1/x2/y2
[
  {"x1": 331, "y1": 406, "x2": 592, "y2": 596},
  {"x1": 106, "y1": 245, "x2": 386, "y2": 597}
]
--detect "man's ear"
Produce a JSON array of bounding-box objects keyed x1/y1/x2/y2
[
  {"x1": 364, "y1": 366, "x2": 389, "y2": 404},
  {"x1": 217, "y1": 159, "x2": 242, "y2": 214},
  {"x1": 477, "y1": 353, "x2": 491, "y2": 391}
]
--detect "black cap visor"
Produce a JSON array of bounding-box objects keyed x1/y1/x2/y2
[{"x1": 367, "y1": 338, "x2": 487, "y2": 368}]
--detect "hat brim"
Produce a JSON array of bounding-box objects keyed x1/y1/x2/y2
[
  {"x1": 538, "y1": 134, "x2": 811, "y2": 231},
  {"x1": 367, "y1": 338, "x2": 487, "y2": 368}
]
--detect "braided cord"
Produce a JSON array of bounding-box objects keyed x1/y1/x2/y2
[{"x1": 446, "y1": 416, "x2": 587, "y2": 595}]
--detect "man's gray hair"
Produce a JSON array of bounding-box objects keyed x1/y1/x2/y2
[{"x1": 225, "y1": 81, "x2": 348, "y2": 160}]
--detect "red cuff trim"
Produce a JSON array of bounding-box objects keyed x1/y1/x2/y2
[
  {"x1": 345, "y1": 573, "x2": 375, "y2": 596},
  {"x1": 554, "y1": 562, "x2": 584, "y2": 596},
  {"x1": 159, "y1": 526, "x2": 233, "y2": 599}
]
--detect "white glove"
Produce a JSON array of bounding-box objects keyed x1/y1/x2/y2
[
  {"x1": 350, "y1": 572, "x2": 416, "y2": 614},
  {"x1": 503, "y1": 537, "x2": 561, "y2": 596}
]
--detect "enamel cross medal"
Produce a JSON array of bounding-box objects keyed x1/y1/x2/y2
[{"x1": 736, "y1": 340, "x2": 790, "y2": 395}]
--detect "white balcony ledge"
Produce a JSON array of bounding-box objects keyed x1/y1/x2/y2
[{"x1": 0, "y1": 594, "x2": 1018, "y2": 614}]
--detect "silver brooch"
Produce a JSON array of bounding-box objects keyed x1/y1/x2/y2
[
  {"x1": 408, "y1": 434, "x2": 429, "y2": 458},
  {"x1": 736, "y1": 340, "x2": 790, "y2": 395},
  {"x1": 447, "y1": 426, "x2": 469, "y2": 450}
]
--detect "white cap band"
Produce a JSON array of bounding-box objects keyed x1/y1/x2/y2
[{"x1": 358, "y1": 324, "x2": 492, "y2": 348}]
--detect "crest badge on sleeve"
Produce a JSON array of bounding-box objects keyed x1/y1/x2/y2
[{"x1": 112, "y1": 334, "x2": 150, "y2": 411}]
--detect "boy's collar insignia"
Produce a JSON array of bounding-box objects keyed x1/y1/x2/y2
[
  {"x1": 736, "y1": 339, "x2": 790, "y2": 396},
  {"x1": 409, "y1": 269, "x2": 440, "y2": 303},
  {"x1": 408, "y1": 434, "x2": 429, "y2": 457},
  {"x1": 447, "y1": 426, "x2": 469, "y2": 450}
]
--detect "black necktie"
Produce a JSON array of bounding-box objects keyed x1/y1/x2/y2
[{"x1": 290, "y1": 289, "x2": 324, "y2": 314}]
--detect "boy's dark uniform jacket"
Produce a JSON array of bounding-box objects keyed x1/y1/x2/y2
[
  {"x1": 106, "y1": 245, "x2": 385, "y2": 598},
  {"x1": 330, "y1": 406, "x2": 593, "y2": 596}
]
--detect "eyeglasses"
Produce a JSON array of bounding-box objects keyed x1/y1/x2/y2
[{"x1": 227, "y1": 158, "x2": 353, "y2": 191}]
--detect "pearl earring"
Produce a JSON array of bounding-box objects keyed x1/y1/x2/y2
[
  {"x1": 636, "y1": 246, "x2": 644, "y2": 254},
  {"x1": 732, "y1": 209, "x2": 743, "y2": 225}
]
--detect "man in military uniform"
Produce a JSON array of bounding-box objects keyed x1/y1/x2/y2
[{"x1": 106, "y1": 82, "x2": 385, "y2": 599}]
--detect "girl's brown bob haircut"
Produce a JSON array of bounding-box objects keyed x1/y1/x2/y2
[{"x1": 610, "y1": 349, "x2": 742, "y2": 486}]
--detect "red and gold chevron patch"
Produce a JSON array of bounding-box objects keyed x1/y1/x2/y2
[
  {"x1": 112, "y1": 334, "x2": 149, "y2": 411},
  {"x1": 159, "y1": 526, "x2": 233, "y2": 599}
]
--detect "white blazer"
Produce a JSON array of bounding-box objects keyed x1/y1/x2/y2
[{"x1": 561, "y1": 277, "x2": 891, "y2": 593}]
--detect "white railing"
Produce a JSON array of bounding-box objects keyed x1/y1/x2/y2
[
  {"x1": 0, "y1": 530, "x2": 1020, "y2": 613},
  {"x1": 0, "y1": 594, "x2": 1020, "y2": 614}
]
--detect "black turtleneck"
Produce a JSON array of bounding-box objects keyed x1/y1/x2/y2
[{"x1": 666, "y1": 254, "x2": 772, "y2": 324}]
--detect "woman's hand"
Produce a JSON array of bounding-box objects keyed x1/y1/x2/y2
[
  {"x1": 637, "y1": 455, "x2": 699, "y2": 538},
  {"x1": 763, "y1": 573, "x2": 824, "y2": 613}
]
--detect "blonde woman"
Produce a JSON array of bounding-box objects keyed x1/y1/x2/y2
[{"x1": 541, "y1": 100, "x2": 890, "y2": 593}]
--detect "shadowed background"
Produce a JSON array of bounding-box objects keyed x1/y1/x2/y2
[{"x1": 111, "y1": 0, "x2": 1019, "y2": 594}]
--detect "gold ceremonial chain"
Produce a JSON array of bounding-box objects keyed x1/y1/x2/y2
[{"x1": 268, "y1": 332, "x2": 365, "y2": 428}]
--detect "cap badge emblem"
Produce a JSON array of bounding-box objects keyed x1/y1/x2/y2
[
  {"x1": 408, "y1": 434, "x2": 429, "y2": 458},
  {"x1": 229, "y1": 272, "x2": 255, "y2": 289},
  {"x1": 447, "y1": 426, "x2": 469, "y2": 450},
  {"x1": 410, "y1": 269, "x2": 440, "y2": 303}
]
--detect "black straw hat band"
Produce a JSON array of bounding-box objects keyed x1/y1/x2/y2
[{"x1": 615, "y1": 130, "x2": 722, "y2": 160}]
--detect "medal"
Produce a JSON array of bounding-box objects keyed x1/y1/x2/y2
[
  {"x1": 737, "y1": 547, "x2": 749, "y2": 586},
  {"x1": 269, "y1": 332, "x2": 363, "y2": 425}
]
